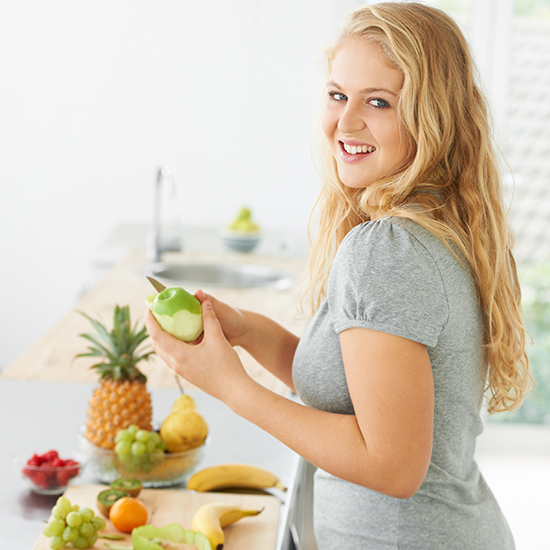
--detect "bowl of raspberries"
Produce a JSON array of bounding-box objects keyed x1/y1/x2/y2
[{"x1": 13, "y1": 449, "x2": 85, "y2": 495}]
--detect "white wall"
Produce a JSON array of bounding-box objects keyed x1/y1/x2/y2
[{"x1": 0, "y1": 0, "x2": 355, "y2": 370}]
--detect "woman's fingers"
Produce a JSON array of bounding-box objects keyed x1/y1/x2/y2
[
  {"x1": 194, "y1": 288, "x2": 207, "y2": 302},
  {"x1": 200, "y1": 300, "x2": 223, "y2": 339}
]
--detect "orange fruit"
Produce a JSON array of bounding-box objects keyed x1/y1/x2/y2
[{"x1": 109, "y1": 496, "x2": 148, "y2": 533}]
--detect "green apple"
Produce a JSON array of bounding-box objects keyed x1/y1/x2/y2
[
  {"x1": 228, "y1": 206, "x2": 260, "y2": 233},
  {"x1": 146, "y1": 287, "x2": 203, "y2": 342}
]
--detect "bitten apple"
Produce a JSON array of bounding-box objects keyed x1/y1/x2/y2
[{"x1": 146, "y1": 287, "x2": 203, "y2": 342}]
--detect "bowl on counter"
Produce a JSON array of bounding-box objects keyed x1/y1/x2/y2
[
  {"x1": 13, "y1": 449, "x2": 85, "y2": 495},
  {"x1": 218, "y1": 229, "x2": 261, "y2": 253},
  {"x1": 79, "y1": 432, "x2": 208, "y2": 488}
]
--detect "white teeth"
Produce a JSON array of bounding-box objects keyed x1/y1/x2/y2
[{"x1": 343, "y1": 143, "x2": 375, "y2": 154}]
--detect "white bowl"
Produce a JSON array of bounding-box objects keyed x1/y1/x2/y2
[{"x1": 219, "y1": 230, "x2": 261, "y2": 253}]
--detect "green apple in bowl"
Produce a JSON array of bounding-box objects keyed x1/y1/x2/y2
[{"x1": 146, "y1": 287, "x2": 203, "y2": 342}]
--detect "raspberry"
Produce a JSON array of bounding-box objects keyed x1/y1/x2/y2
[{"x1": 22, "y1": 450, "x2": 80, "y2": 489}]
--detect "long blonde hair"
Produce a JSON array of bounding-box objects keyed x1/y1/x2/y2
[{"x1": 303, "y1": 2, "x2": 531, "y2": 414}]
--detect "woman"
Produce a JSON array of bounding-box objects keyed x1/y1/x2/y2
[{"x1": 145, "y1": 3, "x2": 531, "y2": 548}]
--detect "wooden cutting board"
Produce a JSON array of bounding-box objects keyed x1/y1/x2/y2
[{"x1": 33, "y1": 484, "x2": 281, "y2": 550}]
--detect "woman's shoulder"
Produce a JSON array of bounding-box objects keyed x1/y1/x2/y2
[{"x1": 341, "y1": 215, "x2": 441, "y2": 258}]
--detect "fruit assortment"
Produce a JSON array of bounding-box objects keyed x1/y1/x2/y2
[
  {"x1": 25, "y1": 302, "x2": 283, "y2": 548},
  {"x1": 42, "y1": 496, "x2": 106, "y2": 549},
  {"x1": 44, "y1": 487, "x2": 266, "y2": 550},
  {"x1": 22, "y1": 450, "x2": 80, "y2": 490}
]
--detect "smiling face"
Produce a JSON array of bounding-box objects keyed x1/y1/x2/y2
[{"x1": 322, "y1": 37, "x2": 409, "y2": 193}]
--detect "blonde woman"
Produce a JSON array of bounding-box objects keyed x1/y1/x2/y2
[{"x1": 146, "y1": 3, "x2": 531, "y2": 548}]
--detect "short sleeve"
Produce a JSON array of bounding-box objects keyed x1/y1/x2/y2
[{"x1": 327, "y1": 218, "x2": 449, "y2": 347}]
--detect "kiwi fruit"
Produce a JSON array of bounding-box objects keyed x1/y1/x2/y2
[
  {"x1": 96, "y1": 488, "x2": 128, "y2": 517},
  {"x1": 110, "y1": 478, "x2": 143, "y2": 498}
]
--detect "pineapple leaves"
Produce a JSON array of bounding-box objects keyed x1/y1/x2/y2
[{"x1": 74, "y1": 305, "x2": 154, "y2": 383}]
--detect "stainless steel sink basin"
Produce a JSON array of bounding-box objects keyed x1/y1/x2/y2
[{"x1": 144, "y1": 261, "x2": 293, "y2": 290}]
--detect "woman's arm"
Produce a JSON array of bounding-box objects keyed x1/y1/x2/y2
[
  {"x1": 230, "y1": 309, "x2": 299, "y2": 390},
  {"x1": 145, "y1": 300, "x2": 434, "y2": 499},
  {"x1": 194, "y1": 290, "x2": 300, "y2": 390}
]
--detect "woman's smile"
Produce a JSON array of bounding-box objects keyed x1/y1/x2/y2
[{"x1": 339, "y1": 140, "x2": 377, "y2": 162}]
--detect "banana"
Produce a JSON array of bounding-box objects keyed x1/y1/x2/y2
[
  {"x1": 187, "y1": 463, "x2": 287, "y2": 493},
  {"x1": 191, "y1": 501, "x2": 263, "y2": 550}
]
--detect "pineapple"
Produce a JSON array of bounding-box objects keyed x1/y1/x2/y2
[{"x1": 76, "y1": 305, "x2": 154, "y2": 450}]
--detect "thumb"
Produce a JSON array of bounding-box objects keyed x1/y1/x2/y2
[{"x1": 201, "y1": 300, "x2": 223, "y2": 338}]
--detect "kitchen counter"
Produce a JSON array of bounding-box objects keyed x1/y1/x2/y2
[
  {"x1": 1, "y1": 246, "x2": 313, "y2": 549},
  {"x1": 1, "y1": 248, "x2": 309, "y2": 395},
  {"x1": 0, "y1": 378, "x2": 304, "y2": 550}
]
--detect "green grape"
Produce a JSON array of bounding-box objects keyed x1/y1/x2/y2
[
  {"x1": 115, "y1": 429, "x2": 133, "y2": 443},
  {"x1": 127, "y1": 424, "x2": 139, "y2": 435},
  {"x1": 139, "y1": 457, "x2": 154, "y2": 472},
  {"x1": 158, "y1": 439, "x2": 167, "y2": 451},
  {"x1": 86, "y1": 532, "x2": 98, "y2": 547},
  {"x1": 43, "y1": 519, "x2": 65, "y2": 537},
  {"x1": 115, "y1": 441, "x2": 132, "y2": 456},
  {"x1": 146, "y1": 439, "x2": 157, "y2": 453},
  {"x1": 66, "y1": 511, "x2": 82, "y2": 528},
  {"x1": 131, "y1": 441, "x2": 146, "y2": 457},
  {"x1": 149, "y1": 431, "x2": 161, "y2": 446},
  {"x1": 56, "y1": 497, "x2": 72, "y2": 513},
  {"x1": 135, "y1": 429, "x2": 150, "y2": 443},
  {"x1": 79, "y1": 522, "x2": 94, "y2": 537},
  {"x1": 71, "y1": 535, "x2": 88, "y2": 549},
  {"x1": 78, "y1": 507, "x2": 94, "y2": 523},
  {"x1": 62, "y1": 526, "x2": 79, "y2": 543},
  {"x1": 51, "y1": 504, "x2": 68, "y2": 521},
  {"x1": 91, "y1": 516, "x2": 106, "y2": 531},
  {"x1": 49, "y1": 535, "x2": 65, "y2": 550}
]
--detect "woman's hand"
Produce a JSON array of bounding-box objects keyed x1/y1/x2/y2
[
  {"x1": 145, "y1": 299, "x2": 250, "y2": 402},
  {"x1": 194, "y1": 289, "x2": 247, "y2": 347}
]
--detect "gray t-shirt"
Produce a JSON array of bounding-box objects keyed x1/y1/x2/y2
[{"x1": 292, "y1": 217, "x2": 514, "y2": 550}]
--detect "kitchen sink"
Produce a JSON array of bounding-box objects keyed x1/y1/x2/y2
[{"x1": 144, "y1": 261, "x2": 293, "y2": 290}]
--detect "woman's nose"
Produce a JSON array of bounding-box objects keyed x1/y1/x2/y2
[{"x1": 338, "y1": 102, "x2": 366, "y2": 134}]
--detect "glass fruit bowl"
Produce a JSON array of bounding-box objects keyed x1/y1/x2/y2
[
  {"x1": 78, "y1": 431, "x2": 208, "y2": 488},
  {"x1": 13, "y1": 449, "x2": 86, "y2": 495}
]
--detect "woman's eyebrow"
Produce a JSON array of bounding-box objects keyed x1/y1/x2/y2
[{"x1": 327, "y1": 80, "x2": 398, "y2": 96}]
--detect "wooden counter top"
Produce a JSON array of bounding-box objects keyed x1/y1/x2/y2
[{"x1": 2, "y1": 250, "x2": 308, "y2": 395}]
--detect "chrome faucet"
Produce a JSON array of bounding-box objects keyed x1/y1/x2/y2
[{"x1": 146, "y1": 165, "x2": 182, "y2": 263}]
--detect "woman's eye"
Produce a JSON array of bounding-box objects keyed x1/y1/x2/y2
[
  {"x1": 328, "y1": 91, "x2": 347, "y2": 101},
  {"x1": 369, "y1": 98, "x2": 390, "y2": 108}
]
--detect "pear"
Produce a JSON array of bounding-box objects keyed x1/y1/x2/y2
[
  {"x1": 172, "y1": 393, "x2": 198, "y2": 413},
  {"x1": 160, "y1": 410, "x2": 209, "y2": 453}
]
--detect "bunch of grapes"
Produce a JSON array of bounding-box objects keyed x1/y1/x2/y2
[
  {"x1": 43, "y1": 496, "x2": 106, "y2": 549},
  {"x1": 114, "y1": 425, "x2": 167, "y2": 472}
]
